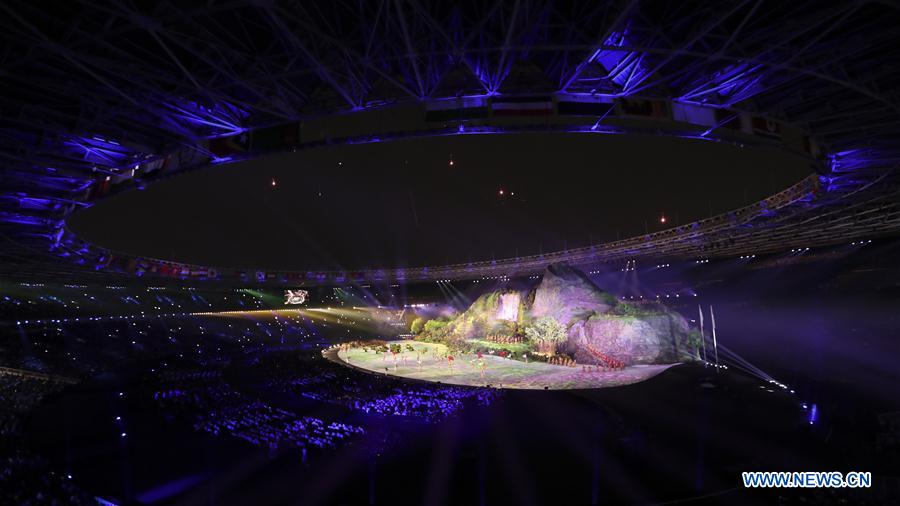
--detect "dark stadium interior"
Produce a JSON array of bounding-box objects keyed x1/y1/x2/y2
[
  {"x1": 2, "y1": 2, "x2": 900, "y2": 506},
  {"x1": 67, "y1": 134, "x2": 810, "y2": 270}
]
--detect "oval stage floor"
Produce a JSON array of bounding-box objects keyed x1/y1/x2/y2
[{"x1": 328, "y1": 340, "x2": 678, "y2": 390}]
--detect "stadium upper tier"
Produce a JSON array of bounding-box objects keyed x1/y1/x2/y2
[{"x1": 1, "y1": 1, "x2": 899, "y2": 283}]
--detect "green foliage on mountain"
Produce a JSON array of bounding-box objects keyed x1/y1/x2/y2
[{"x1": 523, "y1": 317, "x2": 567, "y2": 343}]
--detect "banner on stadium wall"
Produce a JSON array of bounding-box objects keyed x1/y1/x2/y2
[
  {"x1": 671, "y1": 102, "x2": 717, "y2": 126},
  {"x1": 618, "y1": 98, "x2": 668, "y2": 119},
  {"x1": 189, "y1": 267, "x2": 210, "y2": 277},
  {"x1": 556, "y1": 95, "x2": 615, "y2": 116},
  {"x1": 425, "y1": 97, "x2": 489, "y2": 122},
  {"x1": 491, "y1": 96, "x2": 553, "y2": 117}
]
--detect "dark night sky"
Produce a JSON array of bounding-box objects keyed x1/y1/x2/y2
[{"x1": 69, "y1": 133, "x2": 811, "y2": 270}]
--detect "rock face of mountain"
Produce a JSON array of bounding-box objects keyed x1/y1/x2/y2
[
  {"x1": 437, "y1": 289, "x2": 526, "y2": 342},
  {"x1": 531, "y1": 263, "x2": 616, "y2": 324},
  {"x1": 566, "y1": 312, "x2": 691, "y2": 365},
  {"x1": 417, "y1": 263, "x2": 696, "y2": 366}
]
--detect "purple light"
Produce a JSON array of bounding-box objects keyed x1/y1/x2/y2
[
  {"x1": 163, "y1": 100, "x2": 249, "y2": 138},
  {"x1": 63, "y1": 135, "x2": 136, "y2": 165},
  {"x1": 589, "y1": 30, "x2": 651, "y2": 94},
  {"x1": 679, "y1": 62, "x2": 766, "y2": 106}
]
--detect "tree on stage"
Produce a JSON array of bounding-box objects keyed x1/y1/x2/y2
[{"x1": 524, "y1": 317, "x2": 567, "y2": 355}]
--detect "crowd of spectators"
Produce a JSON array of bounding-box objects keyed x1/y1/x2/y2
[
  {"x1": 0, "y1": 451, "x2": 95, "y2": 506},
  {"x1": 263, "y1": 354, "x2": 499, "y2": 423},
  {"x1": 0, "y1": 284, "x2": 333, "y2": 502},
  {"x1": 1, "y1": 284, "x2": 269, "y2": 322},
  {"x1": 1, "y1": 303, "x2": 322, "y2": 379},
  {"x1": 0, "y1": 369, "x2": 93, "y2": 504},
  {"x1": 0, "y1": 281, "x2": 497, "y2": 501},
  {"x1": 153, "y1": 362, "x2": 364, "y2": 451},
  {"x1": 0, "y1": 369, "x2": 72, "y2": 437}
]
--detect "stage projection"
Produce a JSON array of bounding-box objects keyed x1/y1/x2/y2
[{"x1": 284, "y1": 289, "x2": 308, "y2": 305}]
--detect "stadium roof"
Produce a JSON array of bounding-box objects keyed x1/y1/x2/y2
[{"x1": 2, "y1": 0, "x2": 899, "y2": 284}]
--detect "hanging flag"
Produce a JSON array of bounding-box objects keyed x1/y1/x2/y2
[
  {"x1": 698, "y1": 305, "x2": 707, "y2": 363},
  {"x1": 710, "y1": 305, "x2": 719, "y2": 372}
]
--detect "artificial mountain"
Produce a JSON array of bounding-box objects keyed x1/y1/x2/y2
[{"x1": 416, "y1": 263, "x2": 697, "y2": 366}]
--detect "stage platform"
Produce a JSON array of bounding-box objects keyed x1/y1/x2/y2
[{"x1": 330, "y1": 340, "x2": 677, "y2": 390}]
